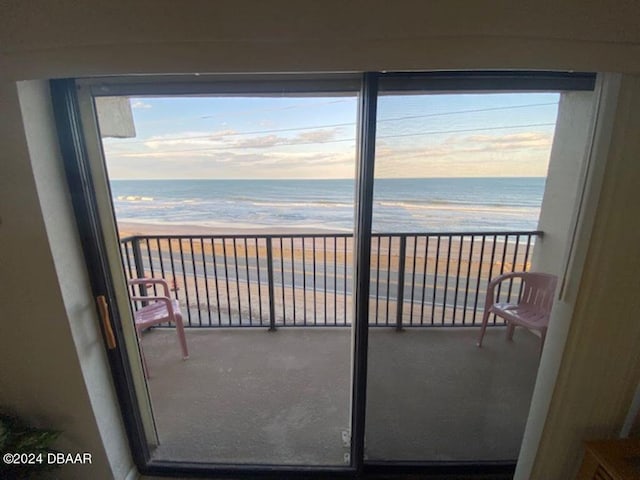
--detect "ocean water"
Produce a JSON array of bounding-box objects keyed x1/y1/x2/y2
[{"x1": 109, "y1": 177, "x2": 545, "y2": 232}]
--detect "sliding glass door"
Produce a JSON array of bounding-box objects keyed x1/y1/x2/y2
[
  {"x1": 58, "y1": 71, "x2": 594, "y2": 476},
  {"x1": 365, "y1": 78, "x2": 561, "y2": 462},
  {"x1": 77, "y1": 77, "x2": 361, "y2": 467}
]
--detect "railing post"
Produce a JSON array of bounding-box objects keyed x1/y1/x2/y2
[
  {"x1": 131, "y1": 237, "x2": 148, "y2": 301},
  {"x1": 266, "y1": 237, "x2": 276, "y2": 331},
  {"x1": 396, "y1": 235, "x2": 407, "y2": 331}
]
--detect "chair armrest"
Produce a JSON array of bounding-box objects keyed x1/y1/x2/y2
[
  {"x1": 130, "y1": 295, "x2": 175, "y2": 316},
  {"x1": 485, "y1": 272, "x2": 528, "y2": 305},
  {"x1": 128, "y1": 278, "x2": 170, "y2": 297}
]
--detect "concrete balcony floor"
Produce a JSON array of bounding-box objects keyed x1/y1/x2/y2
[{"x1": 140, "y1": 326, "x2": 540, "y2": 465}]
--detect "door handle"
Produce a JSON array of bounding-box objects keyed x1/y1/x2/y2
[{"x1": 97, "y1": 295, "x2": 117, "y2": 350}]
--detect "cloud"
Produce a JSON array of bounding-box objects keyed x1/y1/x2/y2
[
  {"x1": 249, "y1": 150, "x2": 354, "y2": 167},
  {"x1": 229, "y1": 128, "x2": 341, "y2": 149},
  {"x1": 105, "y1": 148, "x2": 357, "y2": 179},
  {"x1": 378, "y1": 131, "x2": 552, "y2": 160},
  {"x1": 131, "y1": 100, "x2": 152, "y2": 109},
  {"x1": 232, "y1": 134, "x2": 284, "y2": 148},
  {"x1": 105, "y1": 127, "x2": 553, "y2": 179},
  {"x1": 112, "y1": 127, "x2": 344, "y2": 154},
  {"x1": 295, "y1": 128, "x2": 340, "y2": 143},
  {"x1": 461, "y1": 132, "x2": 551, "y2": 151},
  {"x1": 374, "y1": 130, "x2": 554, "y2": 177},
  {"x1": 110, "y1": 148, "x2": 354, "y2": 168},
  {"x1": 143, "y1": 130, "x2": 238, "y2": 149}
]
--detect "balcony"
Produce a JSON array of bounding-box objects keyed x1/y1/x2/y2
[
  {"x1": 120, "y1": 231, "x2": 540, "y2": 329},
  {"x1": 120, "y1": 230, "x2": 542, "y2": 464}
]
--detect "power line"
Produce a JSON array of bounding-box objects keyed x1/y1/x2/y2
[
  {"x1": 110, "y1": 102, "x2": 558, "y2": 146},
  {"x1": 116, "y1": 122, "x2": 556, "y2": 157},
  {"x1": 377, "y1": 123, "x2": 555, "y2": 141},
  {"x1": 378, "y1": 102, "x2": 557, "y2": 124}
]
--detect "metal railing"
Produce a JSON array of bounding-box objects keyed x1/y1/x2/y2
[{"x1": 120, "y1": 231, "x2": 541, "y2": 329}]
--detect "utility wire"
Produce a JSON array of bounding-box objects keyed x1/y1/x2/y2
[
  {"x1": 110, "y1": 102, "x2": 558, "y2": 146},
  {"x1": 117, "y1": 122, "x2": 556, "y2": 157}
]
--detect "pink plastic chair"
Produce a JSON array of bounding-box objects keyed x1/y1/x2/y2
[
  {"x1": 477, "y1": 272, "x2": 558, "y2": 354},
  {"x1": 129, "y1": 278, "x2": 189, "y2": 377}
]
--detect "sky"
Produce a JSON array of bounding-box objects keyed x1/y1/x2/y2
[{"x1": 99, "y1": 91, "x2": 560, "y2": 180}]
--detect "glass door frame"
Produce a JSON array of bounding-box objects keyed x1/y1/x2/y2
[
  {"x1": 358, "y1": 71, "x2": 593, "y2": 475},
  {"x1": 53, "y1": 73, "x2": 366, "y2": 478},
  {"x1": 50, "y1": 70, "x2": 595, "y2": 479}
]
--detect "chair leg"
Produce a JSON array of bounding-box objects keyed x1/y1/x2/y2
[
  {"x1": 506, "y1": 322, "x2": 515, "y2": 341},
  {"x1": 174, "y1": 313, "x2": 189, "y2": 359},
  {"x1": 477, "y1": 309, "x2": 491, "y2": 347}
]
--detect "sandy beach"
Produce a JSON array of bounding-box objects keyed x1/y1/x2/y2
[{"x1": 118, "y1": 221, "x2": 340, "y2": 238}]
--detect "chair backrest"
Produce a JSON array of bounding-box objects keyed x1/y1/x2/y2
[{"x1": 520, "y1": 272, "x2": 558, "y2": 314}]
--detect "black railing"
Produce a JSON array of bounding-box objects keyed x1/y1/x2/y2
[{"x1": 120, "y1": 231, "x2": 541, "y2": 329}]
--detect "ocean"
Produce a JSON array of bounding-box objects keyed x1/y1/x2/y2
[{"x1": 110, "y1": 177, "x2": 545, "y2": 233}]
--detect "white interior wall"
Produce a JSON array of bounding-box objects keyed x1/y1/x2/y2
[
  {"x1": 0, "y1": 80, "x2": 133, "y2": 478},
  {"x1": 516, "y1": 76, "x2": 621, "y2": 479},
  {"x1": 17, "y1": 80, "x2": 135, "y2": 479},
  {"x1": 529, "y1": 73, "x2": 640, "y2": 479},
  {"x1": 531, "y1": 90, "x2": 598, "y2": 276},
  {"x1": 2, "y1": 1, "x2": 640, "y2": 78},
  {"x1": 1, "y1": 2, "x2": 639, "y2": 479}
]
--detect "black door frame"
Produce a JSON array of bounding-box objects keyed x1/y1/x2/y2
[{"x1": 50, "y1": 70, "x2": 595, "y2": 479}]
